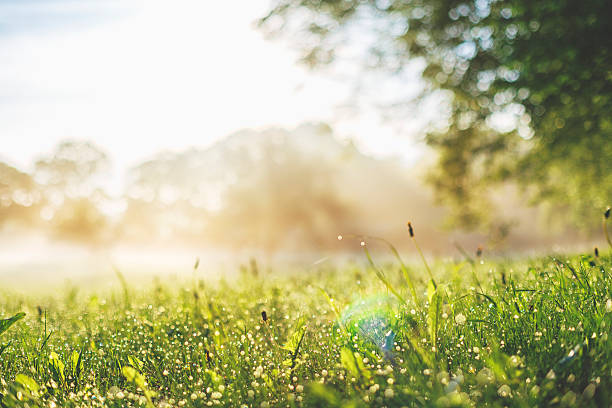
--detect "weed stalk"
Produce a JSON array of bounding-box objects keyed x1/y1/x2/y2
[{"x1": 407, "y1": 222, "x2": 437, "y2": 289}]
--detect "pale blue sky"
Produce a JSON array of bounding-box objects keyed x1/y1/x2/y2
[
  {"x1": 0, "y1": 0, "x2": 126, "y2": 36},
  {"x1": 0, "y1": 0, "x2": 426, "y2": 173}
]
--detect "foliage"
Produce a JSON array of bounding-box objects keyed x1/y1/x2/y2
[
  {"x1": 0, "y1": 141, "x2": 112, "y2": 245},
  {"x1": 0, "y1": 163, "x2": 41, "y2": 228},
  {"x1": 0, "y1": 252, "x2": 610, "y2": 407},
  {"x1": 260, "y1": 0, "x2": 612, "y2": 229},
  {"x1": 118, "y1": 124, "x2": 433, "y2": 250},
  {"x1": 0, "y1": 312, "x2": 25, "y2": 338},
  {"x1": 34, "y1": 141, "x2": 112, "y2": 245}
]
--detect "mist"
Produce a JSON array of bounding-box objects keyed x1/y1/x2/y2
[{"x1": 0, "y1": 123, "x2": 596, "y2": 287}]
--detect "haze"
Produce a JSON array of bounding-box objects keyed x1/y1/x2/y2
[{"x1": 0, "y1": 1, "x2": 597, "y2": 286}]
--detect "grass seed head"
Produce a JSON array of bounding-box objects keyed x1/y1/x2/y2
[
  {"x1": 407, "y1": 222, "x2": 414, "y2": 237},
  {"x1": 261, "y1": 310, "x2": 267, "y2": 322},
  {"x1": 605, "y1": 207, "x2": 611, "y2": 219},
  {"x1": 594, "y1": 247, "x2": 599, "y2": 257}
]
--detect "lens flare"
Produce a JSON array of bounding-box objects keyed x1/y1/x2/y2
[{"x1": 340, "y1": 295, "x2": 398, "y2": 354}]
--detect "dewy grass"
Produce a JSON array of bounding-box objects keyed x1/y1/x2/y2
[
  {"x1": 338, "y1": 233, "x2": 419, "y2": 306},
  {"x1": 0, "y1": 253, "x2": 611, "y2": 407}
]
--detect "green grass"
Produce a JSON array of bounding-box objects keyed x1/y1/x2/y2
[{"x1": 0, "y1": 252, "x2": 610, "y2": 407}]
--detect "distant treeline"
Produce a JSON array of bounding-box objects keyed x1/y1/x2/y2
[{"x1": 0, "y1": 124, "x2": 593, "y2": 253}]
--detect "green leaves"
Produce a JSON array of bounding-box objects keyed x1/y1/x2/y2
[
  {"x1": 127, "y1": 355, "x2": 145, "y2": 372},
  {"x1": 70, "y1": 350, "x2": 84, "y2": 381},
  {"x1": 261, "y1": 0, "x2": 612, "y2": 231},
  {"x1": 427, "y1": 280, "x2": 442, "y2": 351},
  {"x1": 0, "y1": 254, "x2": 610, "y2": 406},
  {"x1": 340, "y1": 347, "x2": 370, "y2": 381},
  {"x1": 0, "y1": 312, "x2": 25, "y2": 337},
  {"x1": 122, "y1": 365, "x2": 156, "y2": 407},
  {"x1": 305, "y1": 383, "x2": 341, "y2": 407},
  {"x1": 363, "y1": 246, "x2": 407, "y2": 305},
  {"x1": 48, "y1": 351, "x2": 66, "y2": 386},
  {"x1": 0, "y1": 312, "x2": 25, "y2": 357},
  {"x1": 281, "y1": 316, "x2": 307, "y2": 354},
  {"x1": 15, "y1": 374, "x2": 40, "y2": 394},
  {"x1": 282, "y1": 316, "x2": 308, "y2": 371},
  {"x1": 2, "y1": 374, "x2": 42, "y2": 407}
]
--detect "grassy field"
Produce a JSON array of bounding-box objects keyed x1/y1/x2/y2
[{"x1": 0, "y1": 249, "x2": 610, "y2": 407}]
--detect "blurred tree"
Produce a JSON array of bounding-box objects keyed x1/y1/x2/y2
[
  {"x1": 206, "y1": 127, "x2": 355, "y2": 252},
  {"x1": 122, "y1": 150, "x2": 213, "y2": 242},
  {"x1": 260, "y1": 0, "x2": 612, "y2": 229},
  {"x1": 0, "y1": 162, "x2": 42, "y2": 229},
  {"x1": 35, "y1": 141, "x2": 109, "y2": 194},
  {"x1": 122, "y1": 124, "x2": 356, "y2": 250},
  {"x1": 34, "y1": 141, "x2": 112, "y2": 245},
  {"x1": 49, "y1": 196, "x2": 109, "y2": 245}
]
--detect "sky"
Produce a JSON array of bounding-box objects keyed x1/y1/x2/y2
[{"x1": 0, "y1": 0, "x2": 428, "y2": 174}]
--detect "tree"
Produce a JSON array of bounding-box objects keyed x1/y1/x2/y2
[
  {"x1": 122, "y1": 149, "x2": 215, "y2": 242},
  {"x1": 0, "y1": 162, "x2": 42, "y2": 229},
  {"x1": 34, "y1": 141, "x2": 112, "y2": 245},
  {"x1": 205, "y1": 125, "x2": 356, "y2": 252},
  {"x1": 35, "y1": 141, "x2": 110, "y2": 195},
  {"x1": 260, "y1": 0, "x2": 612, "y2": 230},
  {"x1": 122, "y1": 124, "x2": 357, "y2": 250},
  {"x1": 49, "y1": 196, "x2": 109, "y2": 245}
]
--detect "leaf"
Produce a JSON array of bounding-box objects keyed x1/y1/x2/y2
[
  {"x1": 48, "y1": 351, "x2": 66, "y2": 385},
  {"x1": 40, "y1": 331, "x2": 53, "y2": 352},
  {"x1": 281, "y1": 317, "x2": 307, "y2": 354},
  {"x1": 363, "y1": 247, "x2": 407, "y2": 305},
  {"x1": 427, "y1": 279, "x2": 436, "y2": 304},
  {"x1": 317, "y1": 287, "x2": 347, "y2": 334},
  {"x1": 340, "y1": 347, "x2": 370, "y2": 380},
  {"x1": 71, "y1": 350, "x2": 84, "y2": 379},
  {"x1": 306, "y1": 383, "x2": 340, "y2": 407},
  {"x1": 262, "y1": 372, "x2": 274, "y2": 389},
  {"x1": 0, "y1": 312, "x2": 25, "y2": 337},
  {"x1": 473, "y1": 291, "x2": 498, "y2": 309},
  {"x1": 203, "y1": 368, "x2": 223, "y2": 387},
  {"x1": 122, "y1": 366, "x2": 142, "y2": 386},
  {"x1": 361, "y1": 235, "x2": 419, "y2": 306},
  {"x1": 15, "y1": 374, "x2": 39, "y2": 393},
  {"x1": 123, "y1": 366, "x2": 157, "y2": 405},
  {"x1": 340, "y1": 348, "x2": 359, "y2": 379},
  {"x1": 128, "y1": 355, "x2": 144, "y2": 372},
  {"x1": 427, "y1": 284, "x2": 441, "y2": 348}
]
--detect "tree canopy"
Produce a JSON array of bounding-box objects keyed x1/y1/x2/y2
[{"x1": 260, "y1": 0, "x2": 612, "y2": 230}]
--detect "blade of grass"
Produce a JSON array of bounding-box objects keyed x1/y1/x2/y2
[
  {"x1": 340, "y1": 233, "x2": 419, "y2": 306},
  {"x1": 407, "y1": 222, "x2": 437, "y2": 289},
  {"x1": 363, "y1": 246, "x2": 407, "y2": 306},
  {"x1": 0, "y1": 312, "x2": 25, "y2": 337}
]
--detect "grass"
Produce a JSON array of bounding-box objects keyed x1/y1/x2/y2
[{"x1": 0, "y1": 249, "x2": 610, "y2": 407}]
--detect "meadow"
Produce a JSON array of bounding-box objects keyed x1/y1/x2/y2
[{"x1": 0, "y1": 240, "x2": 610, "y2": 407}]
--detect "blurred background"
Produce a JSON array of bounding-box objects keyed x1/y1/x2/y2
[{"x1": 0, "y1": 0, "x2": 609, "y2": 283}]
